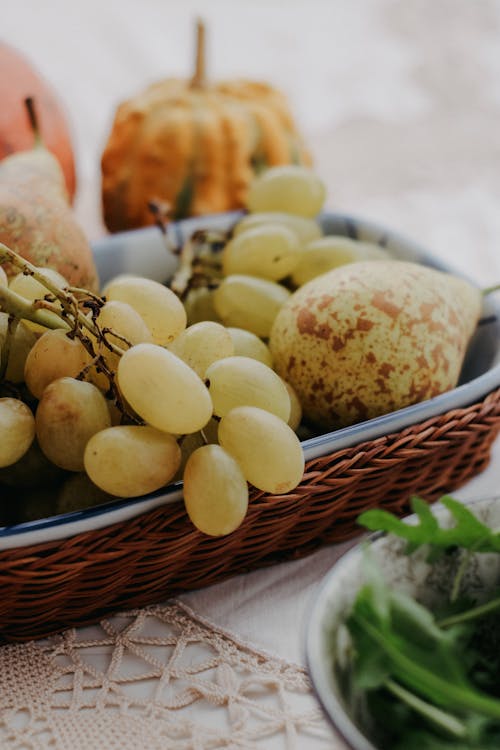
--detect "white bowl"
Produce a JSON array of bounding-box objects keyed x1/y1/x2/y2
[
  {"x1": 305, "y1": 495, "x2": 500, "y2": 750},
  {"x1": 0, "y1": 211, "x2": 499, "y2": 550}
]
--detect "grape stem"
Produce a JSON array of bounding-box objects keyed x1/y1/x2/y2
[
  {"x1": 0, "y1": 242, "x2": 125, "y2": 356},
  {"x1": 169, "y1": 230, "x2": 225, "y2": 299},
  {"x1": 147, "y1": 200, "x2": 180, "y2": 255},
  {"x1": 170, "y1": 236, "x2": 196, "y2": 297},
  {"x1": 0, "y1": 241, "x2": 141, "y2": 424},
  {"x1": 483, "y1": 283, "x2": 500, "y2": 296},
  {"x1": 0, "y1": 284, "x2": 67, "y2": 330}
]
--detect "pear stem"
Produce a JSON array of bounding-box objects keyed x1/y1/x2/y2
[
  {"x1": 190, "y1": 18, "x2": 207, "y2": 89},
  {"x1": 482, "y1": 283, "x2": 500, "y2": 296},
  {"x1": 24, "y1": 96, "x2": 43, "y2": 148}
]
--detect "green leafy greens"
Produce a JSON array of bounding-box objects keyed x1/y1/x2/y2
[
  {"x1": 339, "y1": 496, "x2": 500, "y2": 749},
  {"x1": 359, "y1": 496, "x2": 500, "y2": 555}
]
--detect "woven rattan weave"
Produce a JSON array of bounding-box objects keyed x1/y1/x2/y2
[{"x1": 1, "y1": 387, "x2": 499, "y2": 643}]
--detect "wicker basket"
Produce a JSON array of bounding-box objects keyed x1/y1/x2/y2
[{"x1": 1, "y1": 386, "x2": 499, "y2": 643}]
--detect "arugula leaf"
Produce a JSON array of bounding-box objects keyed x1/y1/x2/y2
[
  {"x1": 358, "y1": 496, "x2": 500, "y2": 554},
  {"x1": 345, "y1": 559, "x2": 500, "y2": 750},
  {"x1": 389, "y1": 589, "x2": 469, "y2": 651},
  {"x1": 343, "y1": 497, "x2": 500, "y2": 748},
  {"x1": 438, "y1": 592, "x2": 500, "y2": 629},
  {"x1": 385, "y1": 679, "x2": 468, "y2": 739}
]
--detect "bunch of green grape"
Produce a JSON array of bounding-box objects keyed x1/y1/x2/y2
[
  {"x1": 0, "y1": 254, "x2": 304, "y2": 535},
  {"x1": 0, "y1": 164, "x2": 389, "y2": 534},
  {"x1": 186, "y1": 164, "x2": 389, "y2": 335}
]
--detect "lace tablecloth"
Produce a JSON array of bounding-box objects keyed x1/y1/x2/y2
[
  {"x1": 0, "y1": 601, "x2": 333, "y2": 749},
  {"x1": 2, "y1": 1, "x2": 500, "y2": 747}
]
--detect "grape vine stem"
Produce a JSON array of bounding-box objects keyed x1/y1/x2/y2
[
  {"x1": 0, "y1": 242, "x2": 125, "y2": 356},
  {"x1": 0, "y1": 241, "x2": 143, "y2": 423}
]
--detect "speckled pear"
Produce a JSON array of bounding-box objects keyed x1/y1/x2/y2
[
  {"x1": 0, "y1": 98, "x2": 99, "y2": 291},
  {"x1": 269, "y1": 260, "x2": 482, "y2": 429}
]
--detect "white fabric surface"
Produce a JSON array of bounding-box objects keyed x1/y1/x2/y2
[{"x1": 4, "y1": 0, "x2": 500, "y2": 724}]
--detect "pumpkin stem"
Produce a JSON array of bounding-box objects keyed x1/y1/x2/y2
[
  {"x1": 24, "y1": 96, "x2": 43, "y2": 147},
  {"x1": 191, "y1": 18, "x2": 207, "y2": 89}
]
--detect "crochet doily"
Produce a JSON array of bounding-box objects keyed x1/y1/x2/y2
[{"x1": 0, "y1": 600, "x2": 336, "y2": 749}]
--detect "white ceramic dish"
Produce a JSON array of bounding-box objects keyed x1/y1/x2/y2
[
  {"x1": 0, "y1": 211, "x2": 499, "y2": 550},
  {"x1": 305, "y1": 494, "x2": 500, "y2": 750}
]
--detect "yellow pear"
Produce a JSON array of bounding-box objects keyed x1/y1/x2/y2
[
  {"x1": 0, "y1": 98, "x2": 99, "y2": 291},
  {"x1": 269, "y1": 260, "x2": 482, "y2": 430}
]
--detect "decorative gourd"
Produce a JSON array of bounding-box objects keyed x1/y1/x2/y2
[
  {"x1": 101, "y1": 21, "x2": 312, "y2": 232},
  {"x1": 0, "y1": 42, "x2": 77, "y2": 201}
]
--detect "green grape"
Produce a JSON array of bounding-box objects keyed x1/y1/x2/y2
[
  {"x1": 103, "y1": 274, "x2": 187, "y2": 346},
  {"x1": 291, "y1": 236, "x2": 389, "y2": 287},
  {"x1": 168, "y1": 321, "x2": 234, "y2": 378},
  {"x1": 213, "y1": 274, "x2": 291, "y2": 338},
  {"x1": 97, "y1": 299, "x2": 153, "y2": 347},
  {"x1": 247, "y1": 165, "x2": 326, "y2": 218},
  {"x1": 205, "y1": 355, "x2": 291, "y2": 421},
  {"x1": 36, "y1": 377, "x2": 112, "y2": 472},
  {"x1": 117, "y1": 343, "x2": 213, "y2": 435},
  {"x1": 218, "y1": 406, "x2": 305, "y2": 495},
  {"x1": 173, "y1": 417, "x2": 220, "y2": 481},
  {"x1": 88, "y1": 299, "x2": 154, "y2": 388},
  {"x1": 84, "y1": 424, "x2": 181, "y2": 497},
  {"x1": 0, "y1": 397, "x2": 36, "y2": 468},
  {"x1": 234, "y1": 212, "x2": 322, "y2": 245},
  {"x1": 9, "y1": 266, "x2": 68, "y2": 331},
  {"x1": 183, "y1": 444, "x2": 248, "y2": 536},
  {"x1": 183, "y1": 287, "x2": 221, "y2": 326},
  {"x1": 57, "y1": 472, "x2": 114, "y2": 514},
  {"x1": 24, "y1": 329, "x2": 91, "y2": 400},
  {"x1": 9, "y1": 267, "x2": 67, "y2": 299},
  {"x1": 106, "y1": 398, "x2": 127, "y2": 426},
  {"x1": 222, "y1": 224, "x2": 301, "y2": 281},
  {"x1": 282, "y1": 378, "x2": 303, "y2": 431},
  {"x1": 0, "y1": 313, "x2": 38, "y2": 383},
  {"x1": 227, "y1": 327, "x2": 273, "y2": 367},
  {"x1": 0, "y1": 439, "x2": 66, "y2": 489}
]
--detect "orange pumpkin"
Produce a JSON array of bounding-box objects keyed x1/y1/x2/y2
[
  {"x1": 101, "y1": 21, "x2": 311, "y2": 232},
  {"x1": 0, "y1": 42, "x2": 77, "y2": 201}
]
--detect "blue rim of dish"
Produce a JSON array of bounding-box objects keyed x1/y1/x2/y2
[
  {"x1": 0, "y1": 481, "x2": 184, "y2": 540},
  {"x1": 1, "y1": 210, "x2": 499, "y2": 544},
  {"x1": 305, "y1": 533, "x2": 380, "y2": 750}
]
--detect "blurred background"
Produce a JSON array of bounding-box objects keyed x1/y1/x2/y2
[{"x1": 3, "y1": 0, "x2": 500, "y2": 284}]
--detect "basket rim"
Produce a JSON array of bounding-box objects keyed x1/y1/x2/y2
[
  {"x1": 2, "y1": 209, "x2": 499, "y2": 550},
  {"x1": 1, "y1": 385, "x2": 499, "y2": 551}
]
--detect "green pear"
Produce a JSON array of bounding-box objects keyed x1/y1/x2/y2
[
  {"x1": 0, "y1": 98, "x2": 99, "y2": 291},
  {"x1": 269, "y1": 260, "x2": 482, "y2": 430}
]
